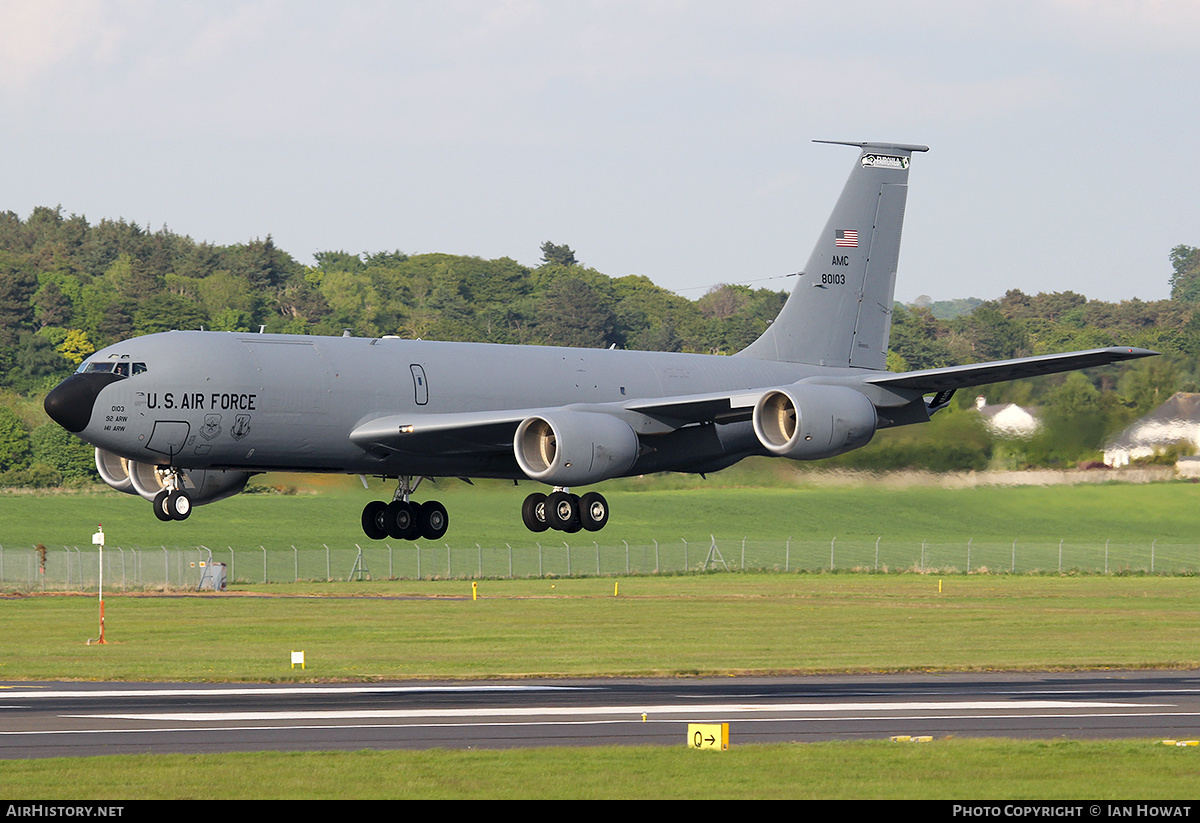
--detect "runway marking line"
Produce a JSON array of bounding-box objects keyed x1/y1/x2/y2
[{"x1": 62, "y1": 700, "x2": 1165, "y2": 723}]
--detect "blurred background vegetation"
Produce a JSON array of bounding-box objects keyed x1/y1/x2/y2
[{"x1": 2, "y1": 205, "x2": 1199, "y2": 486}]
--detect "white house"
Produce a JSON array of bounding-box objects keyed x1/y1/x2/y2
[
  {"x1": 974, "y1": 396, "x2": 1041, "y2": 438},
  {"x1": 1103, "y1": 392, "x2": 1200, "y2": 467}
]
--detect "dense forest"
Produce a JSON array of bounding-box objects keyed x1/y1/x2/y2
[{"x1": 2, "y1": 205, "x2": 1199, "y2": 485}]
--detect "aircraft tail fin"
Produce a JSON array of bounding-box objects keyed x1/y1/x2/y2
[{"x1": 737, "y1": 141, "x2": 928, "y2": 368}]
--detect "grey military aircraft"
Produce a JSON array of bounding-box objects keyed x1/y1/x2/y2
[{"x1": 44, "y1": 141, "x2": 1155, "y2": 540}]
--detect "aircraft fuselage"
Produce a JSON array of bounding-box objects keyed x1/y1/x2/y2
[{"x1": 72, "y1": 330, "x2": 841, "y2": 479}]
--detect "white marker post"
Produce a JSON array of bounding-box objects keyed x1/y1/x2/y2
[{"x1": 87, "y1": 524, "x2": 107, "y2": 645}]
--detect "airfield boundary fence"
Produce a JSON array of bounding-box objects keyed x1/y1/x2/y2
[{"x1": 2, "y1": 537, "x2": 1199, "y2": 591}]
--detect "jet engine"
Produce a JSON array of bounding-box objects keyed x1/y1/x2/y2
[
  {"x1": 752, "y1": 384, "x2": 877, "y2": 460},
  {"x1": 94, "y1": 448, "x2": 254, "y2": 506},
  {"x1": 514, "y1": 411, "x2": 639, "y2": 486}
]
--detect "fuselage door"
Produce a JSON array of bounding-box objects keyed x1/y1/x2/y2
[{"x1": 410, "y1": 364, "x2": 428, "y2": 406}]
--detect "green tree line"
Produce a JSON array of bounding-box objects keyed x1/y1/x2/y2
[{"x1": 2, "y1": 205, "x2": 1199, "y2": 483}]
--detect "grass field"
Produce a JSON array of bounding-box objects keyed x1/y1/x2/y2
[
  {"x1": 4, "y1": 471, "x2": 1200, "y2": 571},
  {"x1": 4, "y1": 575, "x2": 1200, "y2": 681},
  {"x1": 5, "y1": 740, "x2": 1200, "y2": 800},
  {"x1": 3, "y1": 475, "x2": 1200, "y2": 798}
]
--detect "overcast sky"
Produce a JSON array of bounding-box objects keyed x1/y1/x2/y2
[{"x1": 2, "y1": 1, "x2": 1197, "y2": 305}]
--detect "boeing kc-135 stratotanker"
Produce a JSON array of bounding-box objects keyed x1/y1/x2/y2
[{"x1": 44, "y1": 141, "x2": 1156, "y2": 540}]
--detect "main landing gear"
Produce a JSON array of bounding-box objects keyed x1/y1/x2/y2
[
  {"x1": 359, "y1": 479, "x2": 611, "y2": 539},
  {"x1": 361, "y1": 476, "x2": 449, "y2": 541},
  {"x1": 521, "y1": 489, "x2": 609, "y2": 533}
]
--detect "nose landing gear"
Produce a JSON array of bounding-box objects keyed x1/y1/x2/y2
[{"x1": 151, "y1": 472, "x2": 192, "y2": 521}]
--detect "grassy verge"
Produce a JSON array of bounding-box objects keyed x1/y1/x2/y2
[
  {"x1": 4, "y1": 474, "x2": 1200, "y2": 552},
  {"x1": 3, "y1": 575, "x2": 1198, "y2": 681},
  {"x1": 3, "y1": 740, "x2": 1200, "y2": 799}
]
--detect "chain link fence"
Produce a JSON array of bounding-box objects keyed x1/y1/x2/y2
[{"x1": 2, "y1": 537, "x2": 1198, "y2": 591}]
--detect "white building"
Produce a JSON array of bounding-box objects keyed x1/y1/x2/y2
[
  {"x1": 974, "y1": 396, "x2": 1041, "y2": 438},
  {"x1": 1103, "y1": 392, "x2": 1200, "y2": 467}
]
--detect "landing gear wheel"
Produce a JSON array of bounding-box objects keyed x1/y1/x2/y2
[
  {"x1": 546, "y1": 491, "x2": 580, "y2": 532},
  {"x1": 419, "y1": 500, "x2": 448, "y2": 540},
  {"x1": 153, "y1": 490, "x2": 172, "y2": 522},
  {"x1": 361, "y1": 500, "x2": 389, "y2": 540},
  {"x1": 579, "y1": 491, "x2": 609, "y2": 532},
  {"x1": 166, "y1": 490, "x2": 192, "y2": 520},
  {"x1": 522, "y1": 492, "x2": 549, "y2": 533},
  {"x1": 385, "y1": 500, "x2": 420, "y2": 540}
]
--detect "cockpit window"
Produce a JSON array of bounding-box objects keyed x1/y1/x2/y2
[{"x1": 78, "y1": 361, "x2": 147, "y2": 377}]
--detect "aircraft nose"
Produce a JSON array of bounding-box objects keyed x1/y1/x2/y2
[{"x1": 44, "y1": 373, "x2": 123, "y2": 433}]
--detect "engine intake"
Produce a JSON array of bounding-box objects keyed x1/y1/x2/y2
[
  {"x1": 514, "y1": 412, "x2": 638, "y2": 486},
  {"x1": 752, "y1": 384, "x2": 877, "y2": 460}
]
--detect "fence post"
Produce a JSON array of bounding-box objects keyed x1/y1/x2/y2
[
  {"x1": 876, "y1": 536, "x2": 881, "y2": 572},
  {"x1": 967, "y1": 538, "x2": 972, "y2": 574},
  {"x1": 830, "y1": 537, "x2": 836, "y2": 571}
]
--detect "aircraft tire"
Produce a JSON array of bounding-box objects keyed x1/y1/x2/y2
[
  {"x1": 521, "y1": 493, "x2": 549, "y2": 532},
  {"x1": 420, "y1": 500, "x2": 449, "y2": 540},
  {"x1": 385, "y1": 500, "x2": 420, "y2": 540},
  {"x1": 546, "y1": 491, "x2": 580, "y2": 531},
  {"x1": 153, "y1": 490, "x2": 173, "y2": 522},
  {"x1": 167, "y1": 490, "x2": 192, "y2": 521},
  {"x1": 361, "y1": 501, "x2": 389, "y2": 540},
  {"x1": 579, "y1": 491, "x2": 609, "y2": 532}
]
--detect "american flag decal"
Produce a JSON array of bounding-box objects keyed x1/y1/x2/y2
[{"x1": 835, "y1": 229, "x2": 859, "y2": 248}]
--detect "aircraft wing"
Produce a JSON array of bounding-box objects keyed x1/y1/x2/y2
[
  {"x1": 862, "y1": 347, "x2": 1158, "y2": 393},
  {"x1": 350, "y1": 410, "x2": 534, "y2": 455},
  {"x1": 349, "y1": 390, "x2": 769, "y2": 456}
]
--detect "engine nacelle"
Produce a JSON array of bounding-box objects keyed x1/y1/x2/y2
[
  {"x1": 94, "y1": 448, "x2": 254, "y2": 506},
  {"x1": 514, "y1": 411, "x2": 639, "y2": 486},
  {"x1": 752, "y1": 384, "x2": 877, "y2": 460}
]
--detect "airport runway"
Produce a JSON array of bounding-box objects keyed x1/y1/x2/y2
[{"x1": 3, "y1": 670, "x2": 1200, "y2": 758}]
